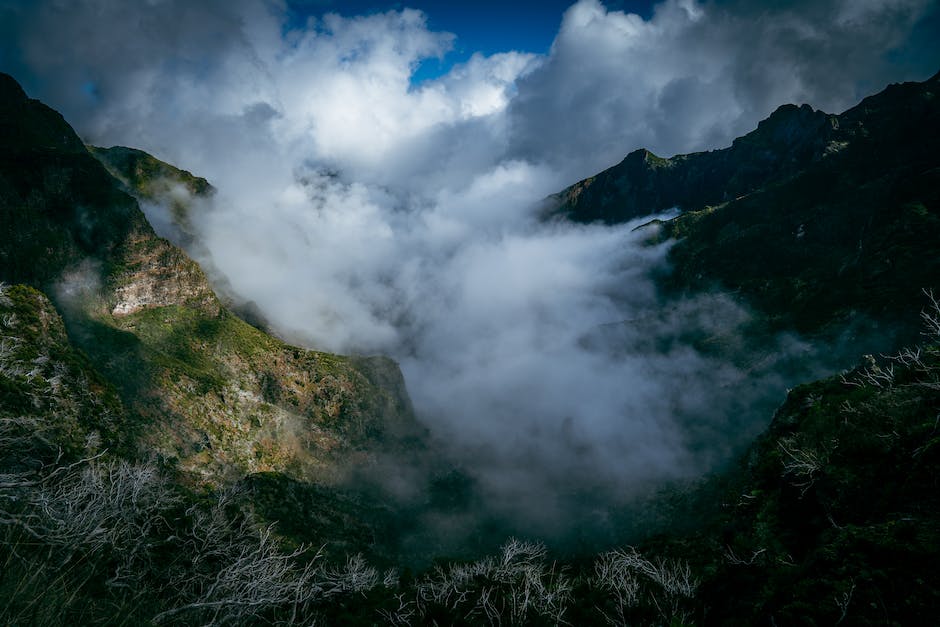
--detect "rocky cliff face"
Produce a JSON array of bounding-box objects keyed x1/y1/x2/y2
[
  {"x1": 0, "y1": 72, "x2": 421, "y2": 490},
  {"x1": 108, "y1": 233, "x2": 219, "y2": 316}
]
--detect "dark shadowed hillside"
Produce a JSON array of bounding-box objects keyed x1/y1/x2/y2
[
  {"x1": 550, "y1": 102, "x2": 838, "y2": 225},
  {"x1": 551, "y1": 71, "x2": 940, "y2": 342}
]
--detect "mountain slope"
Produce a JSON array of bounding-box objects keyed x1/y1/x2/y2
[
  {"x1": 0, "y1": 283, "x2": 126, "y2": 460},
  {"x1": 661, "y1": 72, "x2": 940, "y2": 338},
  {"x1": 679, "y1": 302, "x2": 940, "y2": 625},
  {"x1": 551, "y1": 70, "x2": 940, "y2": 340},
  {"x1": 0, "y1": 72, "x2": 420, "y2": 493},
  {"x1": 0, "y1": 74, "x2": 151, "y2": 291},
  {"x1": 88, "y1": 144, "x2": 213, "y2": 248}
]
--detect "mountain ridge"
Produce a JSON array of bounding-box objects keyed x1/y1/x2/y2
[
  {"x1": 550, "y1": 70, "x2": 940, "y2": 341},
  {"x1": 548, "y1": 101, "x2": 839, "y2": 225}
]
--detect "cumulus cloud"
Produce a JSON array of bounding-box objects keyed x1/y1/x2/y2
[{"x1": 1, "y1": 0, "x2": 937, "y2": 542}]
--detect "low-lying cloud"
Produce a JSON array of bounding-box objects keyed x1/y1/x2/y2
[{"x1": 2, "y1": 0, "x2": 938, "y2": 543}]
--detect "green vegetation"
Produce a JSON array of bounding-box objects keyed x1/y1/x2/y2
[
  {"x1": 89, "y1": 145, "x2": 213, "y2": 235},
  {"x1": 7, "y1": 295, "x2": 935, "y2": 624},
  {"x1": 88, "y1": 145, "x2": 213, "y2": 200},
  {"x1": 0, "y1": 282, "x2": 125, "y2": 456},
  {"x1": 64, "y1": 293, "x2": 419, "y2": 490},
  {"x1": 684, "y1": 294, "x2": 940, "y2": 624}
]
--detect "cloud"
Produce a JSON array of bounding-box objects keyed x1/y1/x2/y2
[
  {"x1": 508, "y1": 0, "x2": 940, "y2": 180},
  {"x1": 1, "y1": 0, "x2": 937, "y2": 543}
]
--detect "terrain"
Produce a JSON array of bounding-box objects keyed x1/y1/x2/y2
[{"x1": 1, "y1": 69, "x2": 938, "y2": 625}]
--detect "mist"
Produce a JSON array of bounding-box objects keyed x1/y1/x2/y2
[{"x1": 2, "y1": 0, "x2": 938, "y2": 545}]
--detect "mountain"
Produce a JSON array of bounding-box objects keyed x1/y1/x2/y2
[
  {"x1": 551, "y1": 71, "x2": 940, "y2": 340},
  {"x1": 551, "y1": 102, "x2": 837, "y2": 225},
  {"x1": 0, "y1": 73, "x2": 458, "y2": 623},
  {"x1": 0, "y1": 71, "x2": 419, "y2": 511}
]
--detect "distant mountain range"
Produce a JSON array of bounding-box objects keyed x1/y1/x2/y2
[{"x1": 1, "y1": 69, "x2": 938, "y2": 624}]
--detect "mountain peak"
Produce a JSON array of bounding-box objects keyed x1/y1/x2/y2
[
  {"x1": 550, "y1": 73, "x2": 939, "y2": 225},
  {"x1": 0, "y1": 72, "x2": 27, "y2": 101},
  {"x1": 0, "y1": 72, "x2": 87, "y2": 154},
  {"x1": 733, "y1": 102, "x2": 831, "y2": 150},
  {"x1": 622, "y1": 147, "x2": 668, "y2": 166}
]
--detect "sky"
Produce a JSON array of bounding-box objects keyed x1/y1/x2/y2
[
  {"x1": 283, "y1": 1, "x2": 657, "y2": 82},
  {"x1": 2, "y1": 0, "x2": 939, "y2": 541}
]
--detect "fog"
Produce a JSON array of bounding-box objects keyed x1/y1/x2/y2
[{"x1": 2, "y1": 0, "x2": 937, "y2": 545}]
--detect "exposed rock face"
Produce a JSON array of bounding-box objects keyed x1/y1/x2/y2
[
  {"x1": 109, "y1": 233, "x2": 219, "y2": 316},
  {"x1": 100, "y1": 304, "x2": 421, "y2": 485}
]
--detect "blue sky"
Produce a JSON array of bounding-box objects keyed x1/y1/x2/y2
[{"x1": 286, "y1": 0, "x2": 657, "y2": 82}]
